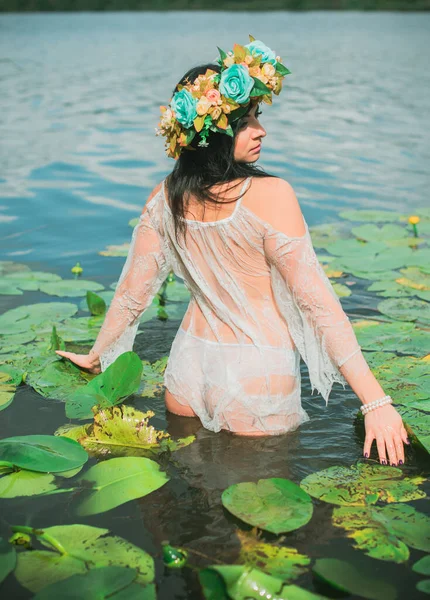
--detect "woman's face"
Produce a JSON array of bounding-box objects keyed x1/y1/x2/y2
[{"x1": 233, "y1": 102, "x2": 267, "y2": 163}]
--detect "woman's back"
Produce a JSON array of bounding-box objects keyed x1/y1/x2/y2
[{"x1": 159, "y1": 175, "x2": 296, "y2": 349}]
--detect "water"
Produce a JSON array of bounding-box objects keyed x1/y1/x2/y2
[{"x1": 1, "y1": 11, "x2": 429, "y2": 599}]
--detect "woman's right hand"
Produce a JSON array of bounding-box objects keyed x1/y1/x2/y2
[{"x1": 55, "y1": 350, "x2": 101, "y2": 375}]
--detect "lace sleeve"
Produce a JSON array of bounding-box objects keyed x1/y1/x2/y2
[
  {"x1": 264, "y1": 219, "x2": 379, "y2": 404},
  {"x1": 90, "y1": 204, "x2": 171, "y2": 372}
]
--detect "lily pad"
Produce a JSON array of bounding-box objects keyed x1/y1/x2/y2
[
  {"x1": 100, "y1": 243, "x2": 130, "y2": 257},
  {"x1": 221, "y1": 478, "x2": 313, "y2": 534},
  {"x1": 352, "y1": 223, "x2": 408, "y2": 243},
  {"x1": 0, "y1": 470, "x2": 59, "y2": 498},
  {"x1": 236, "y1": 529, "x2": 310, "y2": 582},
  {"x1": 0, "y1": 302, "x2": 78, "y2": 335},
  {"x1": 0, "y1": 372, "x2": 16, "y2": 412},
  {"x1": 332, "y1": 503, "x2": 430, "y2": 562},
  {"x1": 33, "y1": 567, "x2": 155, "y2": 599},
  {"x1": 413, "y1": 555, "x2": 430, "y2": 576},
  {"x1": 325, "y1": 239, "x2": 385, "y2": 257},
  {"x1": 300, "y1": 463, "x2": 426, "y2": 506},
  {"x1": 13, "y1": 523, "x2": 154, "y2": 593},
  {"x1": 352, "y1": 320, "x2": 429, "y2": 357},
  {"x1": 339, "y1": 209, "x2": 403, "y2": 223},
  {"x1": 199, "y1": 565, "x2": 328, "y2": 600},
  {"x1": 39, "y1": 279, "x2": 104, "y2": 297},
  {"x1": 335, "y1": 247, "x2": 415, "y2": 273},
  {"x1": 0, "y1": 435, "x2": 88, "y2": 473},
  {"x1": 377, "y1": 297, "x2": 430, "y2": 325},
  {"x1": 56, "y1": 405, "x2": 195, "y2": 458},
  {"x1": 396, "y1": 406, "x2": 430, "y2": 454},
  {"x1": 417, "y1": 580, "x2": 430, "y2": 595},
  {"x1": 312, "y1": 558, "x2": 397, "y2": 600},
  {"x1": 75, "y1": 456, "x2": 169, "y2": 516},
  {"x1": 65, "y1": 351, "x2": 143, "y2": 419},
  {"x1": 0, "y1": 536, "x2": 16, "y2": 585},
  {"x1": 28, "y1": 358, "x2": 87, "y2": 401},
  {"x1": 32, "y1": 566, "x2": 153, "y2": 600}
]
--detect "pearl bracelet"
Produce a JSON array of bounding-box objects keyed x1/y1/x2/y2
[{"x1": 360, "y1": 395, "x2": 392, "y2": 415}]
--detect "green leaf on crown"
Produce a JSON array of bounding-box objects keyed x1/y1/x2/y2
[
  {"x1": 193, "y1": 115, "x2": 205, "y2": 133},
  {"x1": 217, "y1": 46, "x2": 227, "y2": 63},
  {"x1": 250, "y1": 78, "x2": 271, "y2": 97},
  {"x1": 185, "y1": 129, "x2": 196, "y2": 145},
  {"x1": 276, "y1": 63, "x2": 291, "y2": 76},
  {"x1": 249, "y1": 33, "x2": 256, "y2": 43}
]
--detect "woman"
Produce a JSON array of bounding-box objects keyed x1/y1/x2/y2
[{"x1": 56, "y1": 38, "x2": 409, "y2": 465}]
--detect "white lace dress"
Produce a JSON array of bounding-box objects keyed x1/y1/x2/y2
[{"x1": 91, "y1": 176, "x2": 372, "y2": 435}]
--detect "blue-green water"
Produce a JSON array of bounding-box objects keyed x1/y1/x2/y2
[{"x1": 1, "y1": 11, "x2": 429, "y2": 599}]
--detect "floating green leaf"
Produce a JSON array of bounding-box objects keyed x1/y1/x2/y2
[
  {"x1": 353, "y1": 320, "x2": 429, "y2": 357},
  {"x1": 352, "y1": 223, "x2": 408, "y2": 243},
  {"x1": 56, "y1": 405, "x2": 195, "y2": 458},
  {"x1": 0, "y1": 302, "x2": 78, "y2": 335},
  {"x1": 0, "y1": 435, "x2": 88, "y2": 473},
  {"x1": 66, "y1": 351, "x2": 143, "y2": 419},
  {"x1": 0, "y1": 470, "x2": 59, "y2": 498},
  {"x1": 0, "y1": 372, "x2": 16, "y2": 412},
  {"x1": 86, "y1": 290, "x2": 107, "y2": 316},
  {"x1": 236, "y1": 529, "x2": 310, "y2": 582},
  {"x1": 332, "y1": 503, "x2": 430, "y2": 562},
  {"x1": 199, "y1": 565, "x2": 328, "y2": 600},
  {"x1": 396, "y1": 405, "x2": 430, "y2": 454},
  {"x1": 417, "y1": 580, "x2": 430, "y2": 595},
  {"x1": 29, "y1": 358, "x2": 87, "y2": 401},
  {"x1": 312, "y1": 558, "x2": 397, "y2": 600},
  {"x1": 413, "y1": 555, "x2": 430, "y2": 576},
  {"x1": 325, "y1": 239, "x2": 385, "y2": 257},
  {"x1": 339, "y1": 209, "x2": 403, "y2": 223},
  {"x1": 221, "y1": 478, "x2": 313, "y2": 534},
  {"x1": 0, "y1": 536, "x2": 16, "y2": 585},
  {"x1": 75, "y1": 456, "x2": 169, "y2": 516},
  {"x1": 300, "y1": 463, "x2": 426, "y2": 506},
  {"x1": 32, "y1": 566, "x2": 154, "y2": 600},
  {"x1": 377, "y1": 297, "x2": 430, "y2": 325},
  {"x1": 39, "y1": 279, "x2": 104, "y2": 297},
  {"x1": 13, "y1": 524, "x2": 154, "y2": 593},
  {"x1": 334, "y1": 247, "x2": 415, "y2": 273}
]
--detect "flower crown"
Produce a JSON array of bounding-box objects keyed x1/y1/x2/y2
[{"x1": 155, "y1": 35, "x2": 291, "y2": 160}]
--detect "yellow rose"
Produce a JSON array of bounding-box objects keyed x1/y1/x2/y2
[
  {"x1": 196, "y1": 96, "x2": 211, "y2": 116},
  {"x1": 245, "y1": 54, "x2": 253, "y2": 65},
  {"x1": 262, "y1": 63, "x2": 276, "y2": 77},
  {"x1": 408, "y1": 215, "x2": 420, "y2": 225},
  {"x1": 223, "y1": 55, "x2": 235, "y2": 68},
  {"x1": 222, "y1": 104, "x2": 231, "y2": 114},
  {"x1": 211, "y1": 106, "x2": 222, "y2": 120}
]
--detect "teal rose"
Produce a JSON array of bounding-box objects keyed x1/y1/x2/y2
[
  {"x1": 219, "y1": 64, "x2": 254, "y2": 104},
  {"x1": 245, "y1": 40, "x2": 277, "y2": 66},
  {"x1": 171, "y1": 88, "x2": 198, "y2": 129}
]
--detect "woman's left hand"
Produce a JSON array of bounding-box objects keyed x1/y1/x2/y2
[{"x1": 363, "y1": 404, "x2": 409, "y2": 466}]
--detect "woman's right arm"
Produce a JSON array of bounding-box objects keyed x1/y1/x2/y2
[{"x1": 261, "y1": 178, "x2": 409, "y2": 465}]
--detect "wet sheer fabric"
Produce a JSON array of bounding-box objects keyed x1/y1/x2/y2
[{"x1": 91, "y1": 176, "x2": 371, "y2": 435}]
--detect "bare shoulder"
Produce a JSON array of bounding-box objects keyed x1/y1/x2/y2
[
  {"x1": 251, "y1": 177, "x2": 306, "y2": 237},
  {"x1": 141, "y1": 181, "x2": 164, "y2": 216}
]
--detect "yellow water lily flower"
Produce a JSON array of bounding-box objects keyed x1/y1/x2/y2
[
  {"x1": 71, "y1": 262, "x2": 83, "y2": 275},
  {"x1": 408, "y1": 215, "x2": 420, "y2": 224}
]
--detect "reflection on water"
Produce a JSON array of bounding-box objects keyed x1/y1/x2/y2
[{"x1": 1, "y1": 11, "x2": 429, "y2": 600}]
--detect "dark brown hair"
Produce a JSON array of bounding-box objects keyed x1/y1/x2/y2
[{"x1": 165, "y1": 62, "x2": 276, "y2": 247}]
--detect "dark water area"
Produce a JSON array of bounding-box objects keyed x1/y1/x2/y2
[{"x1": 1, "y1": 11, "x2": 429, "y2": 599}]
